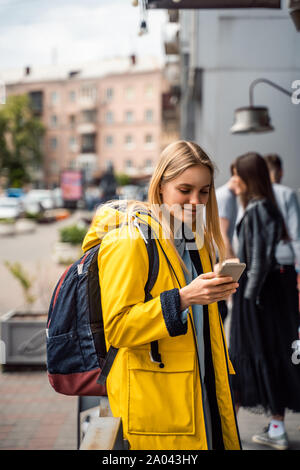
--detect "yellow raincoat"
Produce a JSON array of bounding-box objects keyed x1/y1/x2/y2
[{"x1": 82, "y1": 208, "x2": 241, "y2": 450}]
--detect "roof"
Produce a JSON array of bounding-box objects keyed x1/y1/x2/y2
[{"x1": 0, "y1": 55, "x2": 163, "y2": 85}]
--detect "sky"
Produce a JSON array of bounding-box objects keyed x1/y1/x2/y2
[{"x1": 0, "y1": 0, "x2": 168, "y2": 70}]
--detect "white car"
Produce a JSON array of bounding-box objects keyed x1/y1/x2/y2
[
  {"x1": 52, "y1": 188, "x2": 63, "y2": 208},
  {"x1": 119, "y1": 185, "x2": 144, "y2": 201},
  {"x1": 0, "y1": 197, "x2": 23, "y2": 219},
  {"x1": 23, "y1": 190, "x2": 55, "y2": 214}
]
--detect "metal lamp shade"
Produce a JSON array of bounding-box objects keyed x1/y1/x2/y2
[{"x1": 230, "y1": 106, "x2": 274, "y2": 134}]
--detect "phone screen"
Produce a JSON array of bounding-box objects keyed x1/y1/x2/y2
[{"x1": 218, "y1": 262, "x2": 246, "y2": 282}]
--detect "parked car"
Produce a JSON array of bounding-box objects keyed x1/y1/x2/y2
[
  {"x1": 6, "y1": 188, "x2": 24, "y2": 198},
  {"x1": 0, "y1": 197, "x2": 23, "y2": 219},
  {"x1": 119, "y1": 185, "x2": 145, "y2": 201},
  {"x1": 22, "y1": 190, "x2": 55, "y2": 215},
  {"x1": 52, "y1": 188, "x2": 63, "y2": 208}
]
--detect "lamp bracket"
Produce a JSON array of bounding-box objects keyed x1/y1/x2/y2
[{"x1": 249, "y1": 78, "x2": 292, "y2": 106}]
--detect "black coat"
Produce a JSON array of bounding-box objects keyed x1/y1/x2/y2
[
  {"x1": 236, "y1": 198, "x2": 283, "y2": 303},
  {"x1": 229, "y1": 198, "x2": 300, "y2": 414}
]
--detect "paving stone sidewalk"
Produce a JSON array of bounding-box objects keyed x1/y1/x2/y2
[
  {"x1": 0, "y1": 369, "x2": 77, "y2": 450},
  {"x1": 0, "y1": 369, "x2": 299, "y2": 451}
]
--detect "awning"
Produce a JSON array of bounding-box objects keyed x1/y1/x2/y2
[{"x1": 146, "y1": 0, "x2": 280, "y2": 9}]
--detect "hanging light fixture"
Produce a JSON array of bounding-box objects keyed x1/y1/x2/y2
[
  {"x1": 230, "y1": 106, "x2": 273, "y2": 134},
  {"x1": 230, "y1": 78, "x2": 293, "y2": 134},
  {"x1": 138, "y1": 0, "x2": 148, "y2": 35}
]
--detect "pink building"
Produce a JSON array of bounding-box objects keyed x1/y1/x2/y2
[{"x1": 4, "y1": 56, "x2": 179, "y2": 187}]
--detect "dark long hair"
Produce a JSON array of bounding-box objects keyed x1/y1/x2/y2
[{"x1": 232, "y1": 152, "x2": 289, "y2": 240}]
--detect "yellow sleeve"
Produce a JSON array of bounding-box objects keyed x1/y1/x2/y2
[{"x1": 99, "y1": 228, "x2": 187, "y2": 350}]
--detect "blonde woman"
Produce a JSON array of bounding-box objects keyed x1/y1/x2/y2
[{"x1": 82, "y1": 140, "x2": 241, "y2": 450}]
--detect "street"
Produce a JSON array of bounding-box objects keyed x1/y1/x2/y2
[{"x1": 0, "y1": 211, "x2": 83, "y2": 315}]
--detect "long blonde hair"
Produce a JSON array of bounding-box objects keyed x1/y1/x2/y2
[
  {"x1": 147, "y1": 140, "x2": 225, "y2": 265},
  {"x1": 98, "y1": 140, "x2": 225, "y2": 267}
]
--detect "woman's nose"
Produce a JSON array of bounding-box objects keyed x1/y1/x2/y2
[{"x1": 189, "y1": 193, "x2": 202, "y2": 205}]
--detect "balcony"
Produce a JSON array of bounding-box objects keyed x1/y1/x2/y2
[
  {"x1": 164, "y1": 24, "x2": 180, "y2": 56},
  {"x1": 77, "y1": 122, "x2": 97, "y2": 134},
  {"x1": 77, "y1": 109, "x2": 97, "y2": 133}
]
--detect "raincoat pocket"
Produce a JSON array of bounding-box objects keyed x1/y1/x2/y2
[{"x1": 127, "y1": 350, "x2": 196, "y2": 435}]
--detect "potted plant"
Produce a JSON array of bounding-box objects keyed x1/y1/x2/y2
[
  {"x1": 52, "y1": 222, "x2": 87, "y2": 265},
  {"x1": 0, "y1": 262, "x2": 47, "y2": 367}
]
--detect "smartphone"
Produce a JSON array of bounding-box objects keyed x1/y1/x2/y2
[{"x1": 217, "y1": 260, "x2": 246, "y2": 282}]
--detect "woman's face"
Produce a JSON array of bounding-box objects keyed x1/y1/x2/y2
[
  {"x1": 230, "y1": 168, "x2": 247, "y2": 195},
  {"x1": 160, "y1": 164, "x2": 211, "y2": 224}
]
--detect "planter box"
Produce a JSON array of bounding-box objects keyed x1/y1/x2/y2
[
  {"x1": 15, "y1": 218, "x2": 37, "y2": 234},
  {"x1": 0, "y1": 310, "x2": 47, "y2": 366},
  {"x1": 52, "y1": 241, "x2": 82, "y2": 265}
]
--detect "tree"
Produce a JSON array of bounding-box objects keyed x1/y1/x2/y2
[{"x1": 0, "y1": 94, "x2": 45, "y2": 188}]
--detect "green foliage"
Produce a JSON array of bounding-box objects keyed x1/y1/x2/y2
[
  {"x1": 115, "y1": 173, "x2": 130, "y2": 186},
  {"x1": 0, "y1": 218, "x2": 16, "y2": 224},
  {"x1": 0, "y1": 94, "x2": 45, "y2": 187},
  {"x1": 24, "y1": 211, "x2": 40, "y2": 220},
  {"x1": 59, "y1": 224, "x2": 87, "y2": 245},
  {"x1": 4, "y1": 261, "x2": 36, "y2": 306}
]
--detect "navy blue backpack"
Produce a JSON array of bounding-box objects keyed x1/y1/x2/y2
[{"x1": 46, "y1": 221, "x2": 159, "y2": 396}]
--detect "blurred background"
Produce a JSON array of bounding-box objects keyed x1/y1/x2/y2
[{"x1": 0, "y1": 0, "x2": 299, "y2": 451}]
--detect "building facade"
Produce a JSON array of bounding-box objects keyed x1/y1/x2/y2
[
  {"x1": 4, "y1": 56, "x2": 179, "y2": 187},
  {"x1": 164, "y1": 4, "x2": 300, "y2": 190}
]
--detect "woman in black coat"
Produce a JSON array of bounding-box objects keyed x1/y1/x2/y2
[{"x1": 229, "y1": 152, "x2": 300, "y2": 450}]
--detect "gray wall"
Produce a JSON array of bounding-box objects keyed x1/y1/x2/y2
[{"x1": 180, "y1": 7, "x2": 300, "y2": 190}]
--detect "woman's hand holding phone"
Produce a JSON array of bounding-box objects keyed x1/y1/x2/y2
[{"x1": 179, "y1": 272, "x2": 239, "y2": 311}]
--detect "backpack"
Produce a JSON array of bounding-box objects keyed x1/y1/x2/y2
[{"x1": 46, "y1": 220, "x2": 159, "y2": 396}]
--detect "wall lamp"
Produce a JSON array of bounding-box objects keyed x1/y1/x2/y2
[{"x1": 230, "y1": 78, "x2": 293, "y2": 134}]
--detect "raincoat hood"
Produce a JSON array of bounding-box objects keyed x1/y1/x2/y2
[
  {"x1": 82, "y1": 204, "x2": 205, "y2": 255},
  {"x1": 82, "y1": 206, "x2": 128, "y2": 252}
]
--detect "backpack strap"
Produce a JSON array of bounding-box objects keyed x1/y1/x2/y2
[
  {"x1": 136, "y1": 221, "x2": 164, "y2": 367},
  {"x1": 137, "y1": 221, "x2": 159, "y2": 300},
  {"x1": 97, "y1": 219, "x2": 160, "y2": 385}
]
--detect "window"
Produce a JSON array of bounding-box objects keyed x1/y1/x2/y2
[
  {"x1": 29, "y1": 91, "x2": 43, "y2": 114},
  {"x1": 145, "y1": 158, "x2": 153, "y2": 169},
  {"x1": 125, "y1": 86, "x2": 134, "y2": 100},
  {"x1": 105, "y1": 111, "x2": 114, "y2": 124},
  {"x1": 125, "y1": 159, "x2": 133, "y2": 169},
  {"x1": 125, "y1": 110, "x2": 134, "y2": 123},
  {"x1": 51, "y1": 91, "x2": 58, "y2": 104},
  {"x1": 69, "y1": 90, "x2": 76, "y2": 102},
  {"x1": 81, "y1": 85, "x2": 97, "y2": 101},
  {"x1": 50, "y1": 137, "x2": 58, "y2": 150},
  {"x1": 125, "y1": 134, "x2": 134, "y2": 149},
  {"x1": 145, "y1": 109, "x2": 153, "y2": 122},
  {"x1": 145, "y1": 84, "x2": 154, "y2": 98},
  {"x1": 69, "y1": 114, "x2": 76, "y2": 128},
  {"x1": 50, "y1": 115, "x2": 57, "y2": 128},
  {"x1": 105, "y1": 135, "x2": 114, "y2": 147},
  {"x1": 69, "y1": 137, "x2": 77, "y2": 152},
  {"x1": 145, "y1": 134, "x2": 154, "y2": 146},
  {"x1": 82, "y1": 109, "x2": 97, "y2": 123},
  {"x1": 106, "y1": 88, "x2": 114, "y2": 101},
  {"x1": 81, "y1": 133, "x2": 96, "y2": 153}
]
